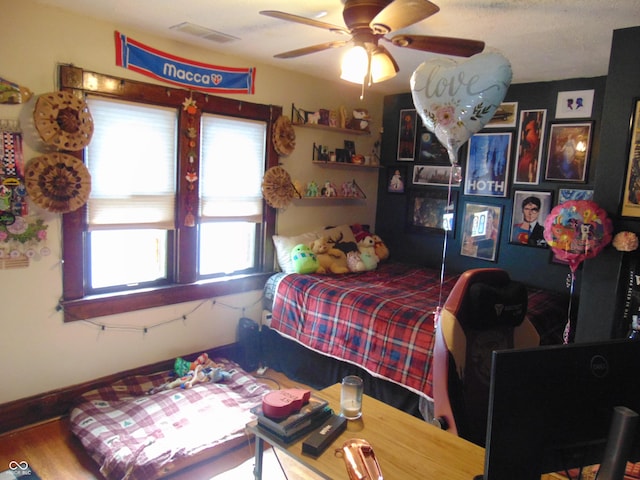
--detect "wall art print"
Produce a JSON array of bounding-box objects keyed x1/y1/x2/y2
[
  {"x1": 397, "y1": 109, "x2": 417, "y2": 161},
  {"x1": 407, "y1": 188, "x2": 457, "y2": 235},
  {"x1": 622, "y1": 99, "x2": 640, "y2": 218},
  {"x1": 544, "y1": 122, "x2": 592, "y2": 182},
  {"x1": 460, "y1": 202, "x2": 502, "y2": 261},
  {"x1": 464, "y1": 132, "x2": 512, "y2": 197},
  {"x1": 509, "y1": 190, "x2": 552, "y2": 248},
  {"x1": 513, "y1": 109, "x2": 547, "y2": 185},
  {"x1": 485, "y1": 102, "x2": 518, "y2": 128}
]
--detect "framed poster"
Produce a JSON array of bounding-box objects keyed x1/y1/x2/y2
[
  {"x1": 387, "y1": 166, "x2": 406, "y2": 194},
  {"x1": 464, "y1": 132, "x2": 512, "y2": 197},
  {"x1": 417, "y1": 129, "x2": 450, "y2": 164},
  {"x1": 544, "y1": 122, "x2": 592, "y2": 182},
  {"x1": 397, "y1": 109, "x2": 417, "y2": 161},
  {"x1": 621, "y1": 99, "x2": 640, "y2": 218},
  {"x1": 555, "y1": 90, "x2": 594, "y2": 119},
  {"x1": 460, "y1": 202, "x2": 502, "y2": 261},
  {"x1": 413, "y1": 165, "x2": 461, "y2": 187},
  {"x1": 558, "y1": 188, "x2": 593, "y2": 204},
  {"x1": 513, "y1": 109, "x2": 547, "y2": 185},
  {"x1": 486, "y1": 102, "x2": 518, "y2": 128},
  {"x1": 407, "y1": 188, "x2": 457, "y2": 235},
  {"x1": 509, "y1": 190, "x2": 552, "y2": 248}
]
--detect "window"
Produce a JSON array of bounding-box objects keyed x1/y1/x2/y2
[{"x1": 59, "y1": 65, "x2": 278, "y2": 321}]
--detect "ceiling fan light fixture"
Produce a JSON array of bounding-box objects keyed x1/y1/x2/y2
[
  {"x1": 340, "y1": 44, "x2": 369, "y2": 84},
  {"x1": 370, "y1": 49, "x2": 398, "y2": 83}
]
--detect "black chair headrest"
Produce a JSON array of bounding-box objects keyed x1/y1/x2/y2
[{"x1": 462, "y1": 281, "x2": 528, "y2": 330}]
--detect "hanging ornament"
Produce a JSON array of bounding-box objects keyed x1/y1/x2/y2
[
  {"x1": 25, "y1": 152, "x2": 91, "y2": 213},
  {"x1": 33, "y1": 91, "x2": 94, "y2": 151},
  {"x1": 183, "y1": 94, "x2": 199, "y2": 227},
  {"x1": 261, "y1": 166, "x2": 300, "y2": 209},
  {"x1": 272, "y1": 115, "x2": 296, "y2": 157}
]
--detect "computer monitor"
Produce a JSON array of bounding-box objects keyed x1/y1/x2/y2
[{"x1": 480, "y1": 339, "x2": 640, "y2": 480}]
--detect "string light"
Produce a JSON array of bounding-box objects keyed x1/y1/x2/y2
[{"x1": 57, "y1": 295, "x2": 264, "y2": 334}]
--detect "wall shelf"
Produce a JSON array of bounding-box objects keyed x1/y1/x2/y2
[
  {"x1": 291, "y1": 103, "x2": 370, "y2": 136},
  {"x1": 292, "y1": 121, "x2": 370, "y2": 136},
  {"x1": 312, "y1": 160, "x2": 379, "y2": 170}
]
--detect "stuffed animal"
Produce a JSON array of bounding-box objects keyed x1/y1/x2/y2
[
  {"x1": 372, "y1": 234, "x2": 389, "y2": 262},
  {"x1": 306, "y1": 180, "x2": 319, "y2": 197},
  {"x1": 347, "y1": 250, "x2": 366, "y2": 272},
  {"x1": 148, "y1": 353, "x2": 230, "y2": 394},
  {"x1": 321, "y1": 181, "x2": 337, "y2": 197},
  {"x1": 357, "y1": 236, "x2": 379, "y2": 271},
  {"x1": 291, "y1": 243, "x2": 319, "y2": 274},
  {"x1": 310, "y1": 236, "x2": 349, "y2": 274}
]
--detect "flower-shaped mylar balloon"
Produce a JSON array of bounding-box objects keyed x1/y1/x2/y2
[{"x1": 543, "y1": 200, "x2": 613, "y2": 272}]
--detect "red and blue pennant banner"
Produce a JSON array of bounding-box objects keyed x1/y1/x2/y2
[{"x1": 114, "y1": 31, "x2": 256, "y2": 94}]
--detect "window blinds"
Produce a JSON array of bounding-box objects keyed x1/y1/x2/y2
[{"x1": 85, "y1": 96, "x2": 177, "y2": 230}]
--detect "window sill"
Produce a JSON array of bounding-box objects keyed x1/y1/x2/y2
[{"x1": 60, "y1": 272, "x2": 274, "y2": 322}]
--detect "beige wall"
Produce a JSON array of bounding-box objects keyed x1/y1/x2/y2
[{"x1": 0, "y1": 1, "x2": 383, "y2": 404}]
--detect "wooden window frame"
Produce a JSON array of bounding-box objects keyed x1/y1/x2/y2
[{"x1": 58, "y1": 65, "x2": 278, "y2": 321}]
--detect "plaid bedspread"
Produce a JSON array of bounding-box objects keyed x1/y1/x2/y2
[
  {"x1": 70, "y1": 358, "x2": 271, "y2": 480},
  {"x1": 268, "y1": 263, "x2": 568, "y2": 401}
]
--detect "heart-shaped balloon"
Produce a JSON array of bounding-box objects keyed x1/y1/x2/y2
[{"x1": 410, "y1": 52, "x2": 513, "y2": 165}]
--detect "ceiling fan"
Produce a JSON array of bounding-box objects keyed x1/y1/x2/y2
[{"x1": 260, "y1": 0, "x2": 485, "y2": 84}]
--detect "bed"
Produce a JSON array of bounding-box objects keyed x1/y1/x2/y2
[
  {"x1": 69, "y1": 357, "x2": 271, "y2": 480},
  {"x1": 261, "y1": 262, "x2": 570, "y2": 419}
]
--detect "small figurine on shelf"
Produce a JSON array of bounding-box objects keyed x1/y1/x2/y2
[
  {"x1": 306, "y1": 180, "x2": 319, "y2": 197},
  {"x1": 321, "y1": 181, "x2": 337, "y2": 197}
]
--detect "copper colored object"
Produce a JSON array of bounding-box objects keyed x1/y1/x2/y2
[{"x1": 336, "y1": 439, "x2": 383, "y2": 480}]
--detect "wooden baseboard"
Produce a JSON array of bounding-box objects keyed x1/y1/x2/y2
[{"x1": 0, "y1": 343, "x2": 240, "y2": 435}]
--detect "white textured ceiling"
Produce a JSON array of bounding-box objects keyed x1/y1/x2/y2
[{"x1": 35, "y1": 0, "x2": 640, "y2": 94}]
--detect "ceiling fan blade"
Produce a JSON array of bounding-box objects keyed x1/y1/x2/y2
[
  {"x1": 273, "y1": 41, "x2": 350, "y2": 59},
  {"x1": 370, "y1": 0, "x2": 440, "y2": 34},
  {"x1": 260, "y1": 10, "x2": 350, "y2": 35},
  {"x1": 390, "y1": 34, "x2": 485, "y2": 57}
]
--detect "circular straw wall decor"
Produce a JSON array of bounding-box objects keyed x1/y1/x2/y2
[{"x1": 33, "y1": 91, "x2": 94, "y2": 151}]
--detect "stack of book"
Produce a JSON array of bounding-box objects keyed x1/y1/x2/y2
[{"x1": 251, "y1": 394, "x2": 332, "y2": 443}]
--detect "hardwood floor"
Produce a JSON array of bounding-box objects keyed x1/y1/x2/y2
[{"x1": 0, "y1": 369, "x2": 311, "y2": 480}]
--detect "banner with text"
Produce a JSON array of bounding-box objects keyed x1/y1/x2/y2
[{"x1": 114, "y1": 31, "x2": 256, "y2": 94}]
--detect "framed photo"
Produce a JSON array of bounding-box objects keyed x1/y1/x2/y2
[
  {"x1": 413, "y1": 165, "x2": 461, "y2": 187},
  {"x1": 555, "y1": 90, "x2": 594, "y2": 119},
  {"x1": 464, "y1": 132, "x2": 512, "y2": 197},
  {"x1": 407, "y1": 188, "x2": 457, "y2": 234},
  {"x1": 544, "y1": 122, "x2": 592, "y2": 182},
  {"x1": 621, "y1": 99, "x2": 640, "y2": 218},
  {"x1": 335, "y1": 148, "x2": 350, "y2": 163},
  {"x1": 513, "y1": 109, "x2": 547, "y2": 185},
  {"x1": 486, "y1": 102, "x2": 518, "y2": 128},
  {"x1": 417, "y1": 129, "x2": 450, "y2": 164},
  {"x1": 397, "y1": 109, "x2": 417, "y2": 161},
  {"x1": 558, "y1": 188, "x2": 593, "y2": 204},
  {"x1": 460, "y1": 202, "x2": 502, "y2": 261},
  {"x1": 387, "y1": 166, "x2": 407, "y2": 194},
  {"x1": 509, "y1": 190, "x2": 552, "y2": 248}
]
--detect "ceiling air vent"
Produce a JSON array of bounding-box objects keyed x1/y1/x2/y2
[{"x1": 169, "y1": 22, "x2": 239, "y2": 44}]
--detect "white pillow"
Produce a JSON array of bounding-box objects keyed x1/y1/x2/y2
[{"x1": 273, "y1": 231, "x2": 318, "y2": 273}]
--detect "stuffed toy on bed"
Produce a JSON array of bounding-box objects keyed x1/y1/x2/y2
[
  {"x1": 310, "y1": 236, "x2": 349, "y2": 274},
  {"x1": 291, "y1": 243, "x2": 319, "y2": 274},
  {"x1": 147, "y1": 353, "x2": 231, "y2": 394}
]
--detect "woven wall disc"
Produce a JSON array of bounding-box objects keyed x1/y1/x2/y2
[
  {"x1": 262, "y1": 166, "x2": 299, "y2": 209},
  {"x1": 33, "y1": 91, "x2": 94, "y2": 151},
  {"x1": 272, "y1": 115, "x2": 296, "y2": 157},
  {"x1": 25, "y1": 152, "x2": 91, "y2": 213}
]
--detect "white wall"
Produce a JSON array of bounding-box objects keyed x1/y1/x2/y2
[{"x1": 0, "y1": 1, "x2": 383, "y2": 404}]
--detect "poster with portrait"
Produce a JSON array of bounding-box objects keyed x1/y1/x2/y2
[
  {"x1": 460, "y1": 203, "x2": 502, "y2": 261},
  {"x1": 509, "y1": 190, "x2": 552, "y2": 247},
  {"x1": 544, "y1": 122, "x2": 592, "y2": 182},
  {"x1": 387, "y1": 166, "x2": 406, "y2": 193},
  {"x1": 397, "y1": 109, "x2": 417, "y2": 161},
  {"x1": 464, "y1": 132, "x2": 512, "y2": 197},
  {"x1": 513, "y1": 109, "x2": 547, "y2": 185}
]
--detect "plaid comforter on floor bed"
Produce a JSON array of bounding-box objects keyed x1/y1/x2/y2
[
  {"x1": 267, "y1": 263, "x2": 568, "y2": 401},
  {"x1": 70, "y1": 358, "x2": 270, "y2": 480}
]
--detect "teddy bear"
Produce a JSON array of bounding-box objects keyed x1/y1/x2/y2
[
  {"x1": 357, "y1": 236, "x2": 379, "y2": 271},
  {"x1": 309, "y1": 236, "x2": 349, "y2": 274},
  {"x1": 372, "y1": 234, "x2": 389, "y2": 262}
]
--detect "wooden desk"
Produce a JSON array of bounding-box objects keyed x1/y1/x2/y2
[{"x1": 247, "y1": 383, "x2": 485, "y2": 479}]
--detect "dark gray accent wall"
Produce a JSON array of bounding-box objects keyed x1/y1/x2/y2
[{"x1": 375, "y1": 26, "x2": 640, "y2": 342}]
